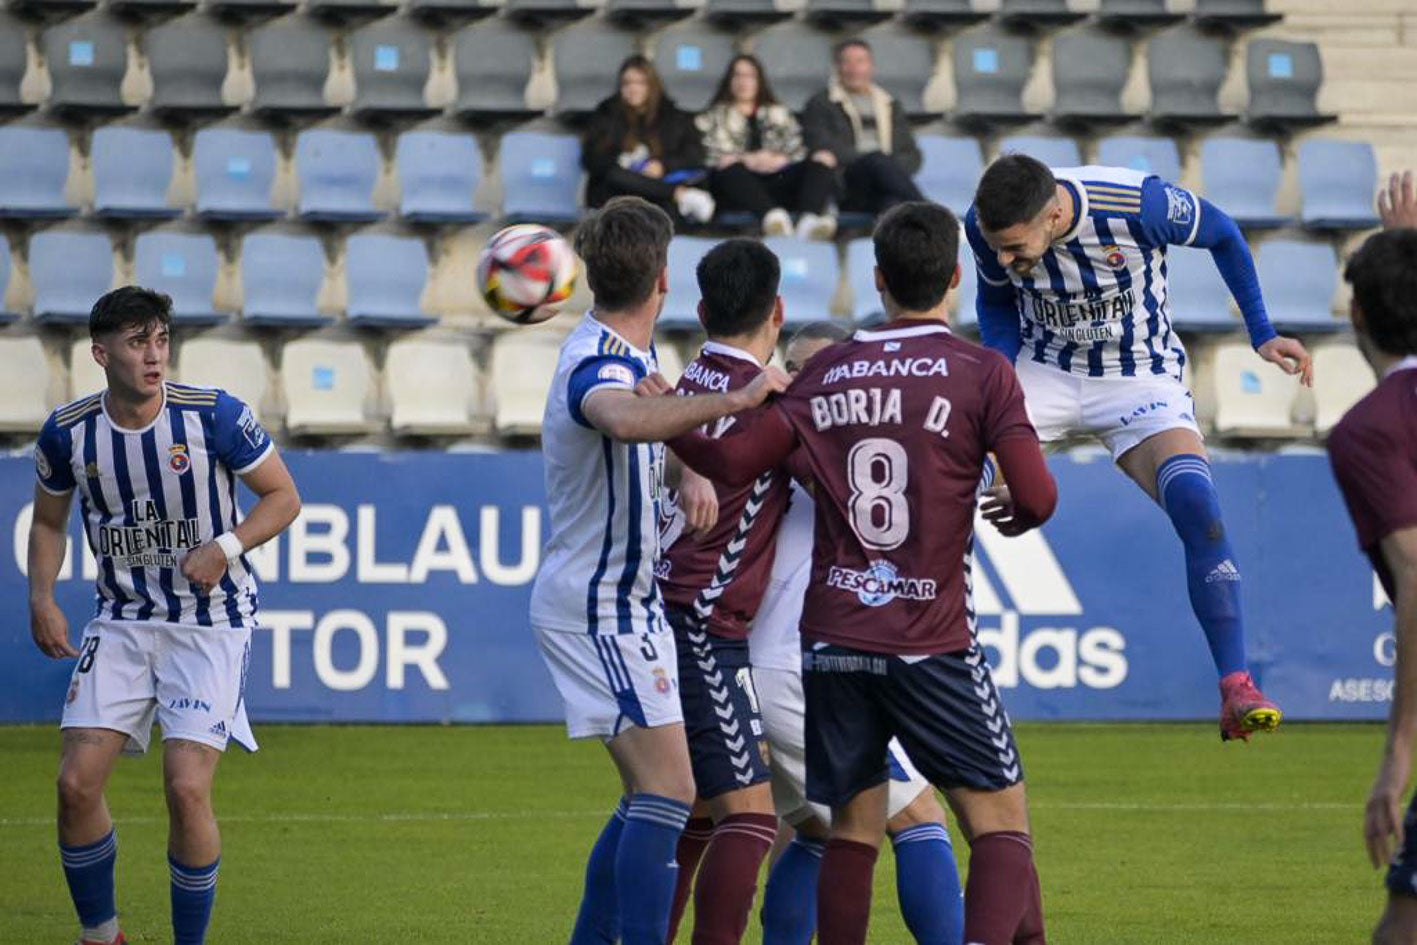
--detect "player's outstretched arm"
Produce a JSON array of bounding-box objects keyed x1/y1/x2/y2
[
  {"x1": 28, "y1": 485, "x2": 78, "y2": 659},
  {"x1": 180, "y1": 450, "x2": 302, "y2": 591},
  {"x1": 1379, "y1": 171, "x2": 1417, "y2": 231},
  {"x1": 1367, "y1": 526, "x2": 1417, "y2": 868},
  {"x1": 583, "y1": 367, "x2": 789, "y2": 444}
]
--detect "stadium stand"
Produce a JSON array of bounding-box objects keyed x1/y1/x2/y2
[
  {"x1": 145, "y1": 15, "x2": 239, "y2": 122},
  {"x1": 1096, "y1": 134, "x2": 1181, "y2": 181},
  {"x1": 345, "y1": 233, "x2": 437, "y2": 328},
  {"x1": 998, "y1": 134, "x2": 1082, "y2": 168},
  {"x1": 763, "y1": 237, "x2": 839, "y2": 324},
  {"x1": 295, "y1": 129, "x2": 385, "y2": 223},
  {"x1": 703, "y1": 0, "x2": 792, "y2": 28},
  {"x1": 208, "y1": 0, "x2": 298, "y2": 18},
  {"x1": 248, "y1": 15, "x2": 340, "y2": 121},
  {"x1": 1050, "y1": 27, "x2": 1136, "y2": 127},
  {"x1": 861, "y1": 22, "x2": 938, "y2": 119},
  {"x1": 450, "y1": 19, "x2": 539, "y2": 122},
  {"x1": 0, "y1": 336, "x2": 54, "y2": 433},
  {"x1": 1094, "y1": 0, "x2": 1182, "y2": 30},
  {"x1": 0, "y1": 240, "x2": 15, "y2": 325},
  {"x1": 1245, "y1": 38, "x2": 1334, "y2": 130},
  {"x1": 754, "y1": 22, "x2": 835, "y2": 114},
  {"x1": 1297, "y1": 139, "x2": 1381, "y2": 231},
  {"x1": 30, "y1": 230, "x2": 115, "y2": 324},
  {"x1": 1192, "y1": 0, "x2": 1280, "y2": 32},
  {"x1": 193, "y1": 128, "x2": 283, "y2": 222},
  {"x1": 551, "y1": 20, "x2": 640, "y2": 119},
  {"x1": 282, "y1": 337, "x2": 378, "y2": 436},
  {"x1": 0, "y1": 127, "x2": 75, "y2": 219},
  {"x1": 654, "y1": 24, "x2": 737, "y2": 114},
  {"x1": 1208, "y1": 340, "x2": 1306, "y2": 438},
  {"x1": 491, "y1": 325, "x2": 564, "y2": 436},
  {"x1": 306, "y1": 0, "x2": 397, "y2": 24},
  {"x1": 240, "y1": 232, "x2": 332, "y2": 328},
  {"x1": 0, "y1": 13, "x2": 33, "y2": 119},
  {"x1": 805, "y1": 0, "x2": 892, "y2": 28},
  {"x1": 1166, "y1": 246, "x2": 1240, "y2": 333},
  {"x1": 503, "y1": 0, "x2": 593, "y2": 26},
  {"x1": 655, "y1": 336, "x2": 686, "y2": 383},
  {"x1": 951, "y1": 25, "x2": 1039, "y2": 127},
  {"x1": 387, "y1": 336, "x2": 486, "y2": 435},
  {"x1": 607, "y1": 0, "x2": 695, "y2": 27},
  {"x1": 1254, "y1": 238, "x2": 1342, "y2": 333},
  {"x1": 132, "y1": 231, "x2": 230, "y2": 326},
  {"x1": 1147, "y1": 25, "x2": 1233, "y2": 127},
  {"x1": 91, "y1": 127, "x2": 181, "y2": 220},
  {"x1": 1198, "y1": 137, "x2": 1290, "y2": 229},
  {"x1": 43, "y1": 11, "x2": 135, "y2": 117},
  {"x1": 1311, "y1": 341, "x2": 1373, "y2": 437},
  {"x1": 498, "y1": 131, "x2": 582, "y2": 223},
  {"x1": 397, "y1": 131, "x2": 485, "y2": 224},
  {"x1": 661, "y1": 236, "x2": 716, "y2": 330},
  {"x1": 846, "y1": 237, "x2": 879, "y2": 322},
  {"x1": 998, "y1": 0, "x2": 1083, "y2": 30},
  {"x1": 349, "y1": 16, "x2": 442, "y2": 122},
  {"x1": 68, "y1": 335, "x2": 107, "y2": 400},
  {"x1": 899, "y1": 0, "x2": 987, "y2": 29},
  {"x1": 913, "y1": 134, "x2": 983, "y2": 218}
]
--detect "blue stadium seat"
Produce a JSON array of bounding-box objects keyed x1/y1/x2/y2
[
  {"x1": 998, "y1": 135, "x2": 1082, "y2": 168},
  {"x1": 1097, "y1": 134, "x2": 1181, "y2": 182},
  {"x1": 499, "y1": 132, "x2": 582, "y2": 224},
  {"x1": 345, "y1": 233, "x2": 437, "y2": 328},
  {"x1": 31, "y1": 230, "x2": 114, "y2": 324},
  {"x1": 1165, "y1": 246, "x2": 1237, "y2": 332},
  {"x1": 295, "y1": 129, "x2": 385, "y2": 223},
  {"x1": 1255, "y1": 239, "x2": 1341, "y2": 333},
  {"x1": 133, "y1": 231, "x2": 230, "y2": 325},
  {"x1": 240, "y1": 232, "x2": 332, "y2": 328},
  {"x1": 91, "y1": 127, "x2": 181, "y2": 219},
  {"x1": 1199, "y1": 138, "x2": 1290, "y2": 229},
  {"x1": 397, "y1": 131, "x2": 484, "y2": 224},
  {"x1": 846, "y1": 238, "x2": 881, "y2": 322},
  {"x1": 914, "y1": 134, "x2": 983, "y2": 214},
  {"x1": 194, "y1": 128, "x2": 282, "y2": 222},
  {"x1": 763, "y1": 237, "x2": 838, "y2": 324},
  {"x1": 0, "y1": 239, "x2": 16, "y2": 325},
  {"x1": 1298, "y1": 139, "x2": 1380, "y2": 231},
  {"x1": 661, "y1": 236, "x2": 716, "y2": 330},
  {"x1": 0, "y1": 127, "x2": 75, "y2": 218}
]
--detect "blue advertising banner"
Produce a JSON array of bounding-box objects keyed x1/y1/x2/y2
[{"x1": 0, "y1": 450, "x2": 1394, "y2": 725}]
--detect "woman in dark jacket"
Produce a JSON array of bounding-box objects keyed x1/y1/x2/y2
[{"x1": 582, "y1": 55, "x2": 716, "y2": 223}]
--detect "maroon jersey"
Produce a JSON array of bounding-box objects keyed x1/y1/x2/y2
[
  {"x1": 1327, "y1": 360, "x2": 1417, "y2": 600},
  {"x1": 658, "y1": 343, "x2": 791, "y2": 639}
]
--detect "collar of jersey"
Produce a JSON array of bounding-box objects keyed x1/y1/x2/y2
[
  {"x1": 586, "y1": 311, "x2": 652, "y2": 359},
  {"x1": 1386, "y1": 355, "x2": 1417, "y2": 378},
  {"x1": 102, "y1": 383, "x2": 169, "y2": 435},
  {"x1": 1053, "y1": 175, "x2": 1089, "y2": 245},
  {"x1": 853, "y1": 319, "x2": 951, "y2": 342},
  {"x1": 701, "y1": 340, "x2": 762, "y2": 367}
]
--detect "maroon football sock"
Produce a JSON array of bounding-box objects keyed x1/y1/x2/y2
[
  {"x1": 1015, "y1": 855, "x2": 1046, "y2": 944},
  {"x1": 667, "y1": 817, "x2": 715, "y2": 943},
  {"x1": 964, "y1": 831, "x2": 1040, "y2": 945},
  {"x1": 689, "y1": 812, "x2": 778, "y2": 945},
  {"x1": 816, "y1": 838, "x2": 880, "y2": 945}
]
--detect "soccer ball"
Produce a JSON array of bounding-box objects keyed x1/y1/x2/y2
[{"x1": 476, "y1": 224, "x2": 579, "y2": 325}]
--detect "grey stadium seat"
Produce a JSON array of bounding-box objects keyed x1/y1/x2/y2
[
  {"x1": 107, "y1": 0, "x2": 196, "y2": 20},
  {"x1": 406, "y1": 0, "x2": 497, "y2": 25},
  {"x1": 145, "y1": 15, "x2": 238, "y2": 122},
  {"x1": 805, "y1": 0, "x2": 892, "y2": 28},
  {"x1": 295, "y1": 129, "x2": 385, "y2": 223},
  {"x1": 30, "y1": 230, "x2": 115, "y2": 324},
  {"x1": 7, "y1": 0, "x2": 97, "y2": 20},
  {"x1": 900, "y1": 0, "x2": 988, "y2": 30},
  {"x1": 134, "y1": 231, "x2": 230, "y2": 326},
  {"x1": 91, "y1": 126, "x2": 181, "y2": 219},
  {"x1": 0, "y1": 126, "x2": 75, "y2": 218},
  {"x1": 1147, "y1": 26, "x2": 1233, "y2": 127},
  {"x1": 345, "y1": 233, "x2": 437, "y2": 328},
  {"x1": 240, "y1": 231, "x2": 332, "y2": 328},
  {"x1": 194, "y1": 127, "x2": 282, "y2": 222},
  {"x1": 207, "y1": 0, "x2": 297, "y2": 19},
  {"x1": 606, "y1": 0, "x2": 694, "y2": 26},
  {"x1": 249, "y1": 15, "x2": 339, "y2": 122},
  {"x1": 350, "y1": 16, "x2": 440, "y2": 121},
  {"x1": 307, "y1": 0, "x2": 398, "y2": 25},
  {"x1": 451, "y1": 19, "x2": 539, "y2": 122},
  {"x1": 43, "y1": 12, "x2": 136, "y2": 117},
  {"x1": 654, "y1": 23, "x2": 737, "y2": 114},
  {"x1": 503, "y1": 0, "x2": 593, "y2": 26},
  {"x1": 704, "y1": 0, "x2": 792, "y2": 27},
  {"x1": 998, "y1": 0, "x2": 1085, "y2": 29},
  {"x1": 1298, "y1": 139, "x2": 1380, "y2": 231},
  {"x1": 861, "y1": 22, "x2": 938, "y2": 119},
  {"x1": 1051, "y1": 27, "x2": 1135, "y2": 126},
  {"x1": 552, "y1": 21, "x2": 639, "y2": 119},
  {"x1": 397, "y1": 130, "x2": 485, "y2": 224},
  {"x1": 1097, "y1": 134, "x2": 1181, "y2": 182},
  {"x1": 1192, "y1": 0, "x2": 1280, "y2": 31},
  {"x1": 0, "y1": 14, "x2": 36, "y2": 118},
  {"x1": 951, "y1": 25, "x2": 1040, "y2": 127},
  {"x1": 1095, "y1": 0, "x2": 1182, "y2": 30},
  {"x1": 1245, "y1": 39, "x2": 1333, "y2": 131},
  {"x1": 754, "y1": 22, "x2": 835, "y2": 114}
]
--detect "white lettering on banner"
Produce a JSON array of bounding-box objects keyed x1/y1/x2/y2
[
  {"x1": 1375, "y1": 633, "x2": 1396, "y2": 668},
  {"x1": 410, "y1": 507, "x2": 478, "y2": 583},
  {"x1": 1376, "y1": 573, "x2": 1392, "y2": 611},
  {"x1": 358, "y1": 505, "x2": 409, "y2": 583},
  {"x1": 479, "y1": 506, "x2": 540, "y2": 585},
  {"x1": 387, "y1": 612, "x2": 450, "y2": 690},
  {"x1": 979, "y1": 613, "x2": 1128, "y2": 690},
  {"x1": 288, "y1": 505, "x2": 351, "y2": 583},
  {"x1": 314, "y1": 610, "x2": 380, "y2": 690},
  {"x1": 1329, "y1": 678, "x2": 1394, "y2": 703},
  {"x1": 264, "y1": 610, "x2": 451, "y2": 692},
  {"x1": 14, "y1": 503, "x2": 98, "y2": 581}
]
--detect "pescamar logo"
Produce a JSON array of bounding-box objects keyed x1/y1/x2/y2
[{"x1": 827, "y1": 561, "x2": 938, "y2": 607}]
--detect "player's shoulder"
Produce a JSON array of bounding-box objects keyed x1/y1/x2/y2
[
  {"x1": 47, "y1": 391, "x2": 103, "y2": 431},
  {"x1": 165, "y1": 380, "x2": 224, "y2": 410},
  {"x1": 1058, "y1": 164, "x2": 1153, "y2": 219}
]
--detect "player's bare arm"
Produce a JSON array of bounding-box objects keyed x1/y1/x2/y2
[
  {"x1": 1367, "y1": 525, "x2": 1417, "y2": 869},
  {"x1": 1379, "y1": 171, "x2": 1417, "y2": 231},
  {"x1": 582, "y1": 365, "x2": 789, "y2": 444},
  {"x1": 28, "y1": 484, "x2": 79, "y2": 660},
  {"x1": 180, "y1": 450, "x2": 302, "y2": 591}
]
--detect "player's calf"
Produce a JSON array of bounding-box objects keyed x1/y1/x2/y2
[
  {"x1": 1373, "y1": 896, "x2": 1417, "y2": 945},
  {"x1": 888, "y1": 790, "x2": 964, "y2": 945}
]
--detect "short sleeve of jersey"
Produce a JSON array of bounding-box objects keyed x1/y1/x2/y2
[
  {"x1": 980, "y1": 356, "x2": 1038, "y2": 449},
  {"x1": 213, "y1": 390, "x2": 275, "y2": 475},
  {"x1": 34, "y1": 416, "x2": 76, "y2": 495},
  {"x1": 964, "y1": 206, "x2": 1012, "y2": 287},
  {"x1": 1328, "y1": 419, "x2": 1417, "y2": 552},
  {"x1": 1139, "y1": 176, "x2": 1202, "y2": 248},
  {"x1": 567, "y1": 355, "x2": 646, "y2": 429}
]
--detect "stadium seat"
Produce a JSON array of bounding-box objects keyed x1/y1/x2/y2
[
  {"x1": 0, "y1": 14, "x2": 37, "y2": 119},
  {"x1": 654, "y1": 24, "x2": 737, "y2": 114},
  {"x1": 306, "y1": 0, "x2": 396, "y2": 23},
  {"x1": 1255, "y1": 239, "x2": 1342, "y2": 333},
  {"x1": 498, "y1": 132, "x2": 582, "y2": 224},
  {"x1": 998, "y1": 135, "x2": 1081, "y2": 168},
  {"x1": 661, "y1": 236, "x2": 715, "y2": 330},
  {"x1": 406, "y1": 0, "x2": 497, "y2": 24},
  {"x1": 68, "y1": 335, "x2": 105, "y2": 399},
  {"x1": 30, "y1": 230, "x2": 115, "y2": 324},
  {"x1": 282, "y1": 338, "x2": 376, "y2": 436},
  {"x1": 387, "y1": 337, "x2": 483, "y2": 435},
  {"x1": 43, "y1": 12, "x2": 136, "y2": 117},
  {"x1": 1192, "y1": 0, "x2": 1279, "y2": 31},
  {"x1": 804, "y1": 0, "x2": 892, "y2": 27},
  {"x1": 397, "y1": 131, "x2": 484, "y2": 224},
  {"x1": 846, "y1": 238, "x2": 882, "y2": 322},
  {"x1": 145, "y1": 15, "x2": 238, "y2": 122},
  {"x1": 914, "y1": 134, "x2": 984, "y2": 215},
  {"x1": 345, "y1": 233, "x2": 437, "y2": 328},
  {"x1": 491, "y1": 325, "x2": 564, "y2": 436},
  {"x1": 1199, "y1": 138, "x2": 1289, "y2": 229},
  {"x1": 194, "y1": 128, "x2": 282, "y2": 222},
  {"x1": 248, "y1": 16, "x2": 339, "y2": 122},
  {"x1": 754, "y1": 23, "x2": 835, "y2": 114},
  {"x1": 763, "y1": 237, "x2": 838, "y2": 324},
  {"x1": 704, "y1": 0, "x2": 792, "y2": 27},
  {"x1": 655, "y1": 339, "x2": 685, "y2": 384},
  {"x1": 552, "y1": 21, "x2": 639, "y2": 119},
  {"x1": 1312, "y1": 342, "x2": 1373, "y2": 436},
  {"x1": 503, "y1": 0, "x2": 592, "y2": 26},
  {"x1": 1051, "y1": 27, "x2": 1135, "y2": 127},
  {"x1": 1245, "y1": 39, "x2": 1334, "y2": 131},
  {"x1": 207, "y1": 0, "x2": 297, "y2": 21},
  {"x1": 0, "y1": 127, "x2": 76, "y2": 219},
  {"x1": 1165, "y1": 246, "x2": 1237, "y2": 332},
  {"x1": 606, "y1": 0, "x2": 694, "y2": 26},
  {"x1": 0, "y1": 336, "x2": 52, "y2": 433},
  {"x1": 295, "y1": 129, "x2": 385, "y2": 223},
  {"x1": 0, "y1": 239, "x2": 15, "y2": 324},
  {"x1": 900, "y1": 0, "x2": 988, "y2": 30},
  {"x1": 861, "y1": 22, "x2": 938, "y2": 119},
  {"x1": 998, "y1": 0, "x2": 1084, "y2": 29},
  {"x1": 951, "y1": 25, "x2": 1040, "y2": 127},
  {"x1": 240, "y1": 232, "x2": 332, "y2": 328},
  {"x1": 450, "y1": 19, "x2": 539, "y2": 123},
  {"x1": 133, "y1": 231, "x2": 230, "y2": 325},
  {"x1": 1096, "y1": 134, "x2": 1181, "y2": 182},
  {"x1": 1297, "y1": 140, "x2": 1380, "y2": 231},
  {"x1": 91, "y1": 127, "x2": 181, "y2": 220},
  {"x1": 175, "y1": 337, "x2": 270, "y2": 413},
  {"x1": 1209, "y1": 340, "x2": 1304, "y2": 437},
  {"x1": 1095, "y1": 0, "x2": 1182, "y2": 30},
  {"x1": 107, "y1": 0, "x2": 196, "y2": 21},
  {"x1": 1147, "y1": 26, "x2": 1233, "y2": 127},
  {"x1": 349, "y1": 17, "x2": 441, "y2": 122},
  {"x1": 7, "y1": 0, "x2": 97, "y2": 20}
]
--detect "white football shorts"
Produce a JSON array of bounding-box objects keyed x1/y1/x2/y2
[
  {"x1": 60, "y1": 618, "x2": 257, "y2": 754},
  {"x1": 534, "y1": 625, "x2": 684, "y2": 740}
]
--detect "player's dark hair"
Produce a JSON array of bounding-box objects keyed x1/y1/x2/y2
[
  {"x1": 834, "y1": 38, "x2": 871, "y2": 61},
  {"x1": 974, "y1": 154, "x2": 1058, "y2": 233},
  {"x1": 575, "y1": 195, "x2": 675, "y2": 312},
  {"x1": 1345, "y1": 229, "x2": 1417, "y2": 357},
  {"x1": 696, "y1": 238, "x2": 780, "y2": 338},
  {"x1": 89, "y1": 286, "x2": 173, "y2": 340},
  {"x1": 872, "y1": 201, "x2": 960, "y2": 313}
]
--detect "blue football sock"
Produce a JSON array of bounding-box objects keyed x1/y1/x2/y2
[
  {"x1": 169, "y1": 854, "x2": 219, "y2": 945},
  {"x1": 616, "y1": 793, "x2": 691, "y2": 945},
  {"x1": 1157, "y1": 454, "x2": 1247, "y2": 677},
  {"x1": 60, "y1": 828, "x2": 119, "y2": 938},
  {"x1": 570, "y1": 798, "x2": 628, "y2": 945},
  {"x1": 761, "y1": 834, "x2": 824, "y2": 945},
  {"x1": 891, "y1": 823, "x2": 964, "y2": 945}
]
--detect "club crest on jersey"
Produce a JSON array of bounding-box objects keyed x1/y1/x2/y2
[
  {"x1": 168, "y1": 443, "x2": 191, "y2": 474},
  {"x1": 66, "y1": 679, "x2": 80, "y2": 705},
  {"x1": 653, "y1": 667, "x2": 673, "y2": 695},
  {"x1": 1102, "y1": 246, "x2": 1126, "y2": 270},
  {"x1": 84, "y1": 462, "x2": 101, "y2": 480},
  {"x1": 33, "y1": 444, "x2": 52, "y2": 480}
]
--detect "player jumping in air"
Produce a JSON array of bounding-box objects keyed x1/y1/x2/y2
[
  {"x1": 965, "y1": 154, "x2": 1312, "y2": 741},
  {"x1": 665, "y1": 202, "x2": 1057, "y2": 945},
  {"x1": 527, "y1": 196, "x2": 787, "y2": 945},
  {"x1": 29, "y1": 287, "x2": 302, "y2": 945},
  {"x1": 1328, "y1": 173, "x2": 1417, "y2": 945}
]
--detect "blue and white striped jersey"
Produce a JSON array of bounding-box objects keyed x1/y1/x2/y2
[
  {"x1": 966, "y1": 165, "x2": 1208, "y2": 380},
  {"x1": 530, "y1": 313, "x2": 668, "y2": 637},
  {"x1": 34, "y1": 383, "x2": 274, "y2": 629}
]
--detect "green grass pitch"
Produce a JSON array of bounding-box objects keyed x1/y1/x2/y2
[{"x1": 0, "y1": 723, "x2": 1388, "y2": 944}]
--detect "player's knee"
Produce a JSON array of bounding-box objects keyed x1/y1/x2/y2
[
  {"x1": 887, "y1": 788, "x2": 947, "y2": 835},
  {"x1": 56, "y1": 767, "x2": 104, "y2": 814},
  {"x1": 163, "y1": 772, "x2": 214, "y2": 817}
]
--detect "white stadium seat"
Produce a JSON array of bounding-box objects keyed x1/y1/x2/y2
[
  {"x1": 69, "y1": 337, "x2": 106, "y2": 401},
  {"x1": 655, "y1": 340, "x2": 685, "y2": 386},
  {"x1": 1209, "y1": 341, "x2": 1307, "y2": 438},
  {"x1": 174, "y1": 337, "x2": 271, "y2": 418},
  {"x1": 491, "y1": 325, "x2": 564, "y2": 436},
  {"x1": 387, "y1": 337, "x2": 484, "y2": 436},
  {"x1": 0, "y1": 335, "x2": 53, "y2": 433},
  {"x1": 1313, "y1": 341, "x2": 1376, "y2": 436},
  {"x1": 282, "y1": 338, "x2": 376, "y2": 436}
]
